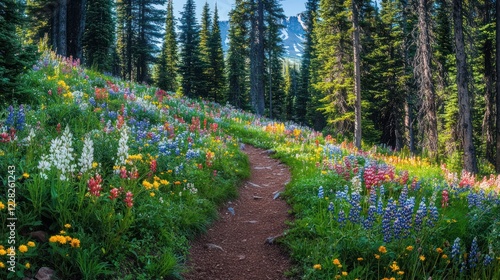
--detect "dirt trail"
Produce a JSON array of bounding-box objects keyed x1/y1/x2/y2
[{"x1": 183, "y1": 145, "x2": 292, "y2": 280}]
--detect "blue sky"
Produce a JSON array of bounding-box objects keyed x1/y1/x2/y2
[{"x1": 173, "y1": 0, "x2": 306, "y2": 21}]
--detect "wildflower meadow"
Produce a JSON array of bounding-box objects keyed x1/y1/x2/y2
[{"x1": 1, "y1": 49, "x2": 499, "y2": 279}]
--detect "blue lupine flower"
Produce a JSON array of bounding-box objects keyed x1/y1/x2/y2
[
  {"x1": 401, "y1": 198, "x2": 415, "y2": 237},
  {"x1": 369, "y1": 187, "x2": 377, "y2": 206},
  {"x1": 337, "y1": 209, "x2": 346, "y2": 227},
  {"x1": 451, "y1": 237, "x2": 461, "y2": 261},
  {"x1": 382, "y1": 200, "x2": 396, "y2": 243},
  {"x1": 348, "y1": 192, "x2": 361, "y2": 224},
  {"x1": 89, "y1": 97, "x2": 96, "y2": 106},
  {"x1": 336, "y1": 187, "x2": 349, "y2": 201},
  {"x1": 398, "y1": 186, "x2": 408, "y2": 206},
  {"x1": 483, "y1": 255, "x2": 493, "y2": 266},
  {"x1": 468, "y1": 237, "x2": 479, "y2": 269},
  {"x1": 6, "y1": 105, "x2": 14, "y2": 128},
  {"x1": 328, "y1": 202, "x2": 334, "y2": 213},
  {"x1": 377, "y1": 197, "x2": 384, "y2": 215},
  {"x1": 379, "y1": 185, "x2": 385, "y2": 197},
  {"x1": 185, "y1": 149, "x2": 200, "y2": 160},
  {"x1": 318, "y1": 186, "x2": 324, "y2": 198},
  {"x1": 363, "y1": 205, "x2": 376, "y2": 230},
  {"x1": 16, "y1": 105, "x2": 25, "y2": 131},
  {"x1": 427, "y1": 201, "x2": 439, "y2": 227},
  {"x1": 414, "y1": 198, "x2": 427, "y2": 232}
]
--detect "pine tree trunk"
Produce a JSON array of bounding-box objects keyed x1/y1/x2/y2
[
  {"x1": 77, "y1": 0, "x2": 86, "y2": 60},
  {"x1": 58, "y1": 0, "x2": 67, "y2": 56},
  {"x1": 402, "y1": 0, "x2": 415, "y2": 154},
  {"x1": 481, "y1": 0, "x2": 494, "y2": 165},
  {"x1": 352, "y1": 0, "x2": 362, "y2": 149},
  {"x1": 250, "y1": 0, "x2": 265, "y2": 116},
  {"x1": 496, "y1": 0, "x2": 500, "y2": 172},
  {"x1": 453, "y1": 0, "x2": 478, "y2": 173},
  {"x1": 417, "y1": 0, "x2": 438, "y2": 158}
]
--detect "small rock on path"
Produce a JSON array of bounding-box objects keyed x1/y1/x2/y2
[{"x1": 183, "y1": 145, "x2": 292, "y2": 280}]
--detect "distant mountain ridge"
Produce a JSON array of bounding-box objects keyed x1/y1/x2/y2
[{"x1": 219, "y1": 14, "x2": 307, "y2": 60}]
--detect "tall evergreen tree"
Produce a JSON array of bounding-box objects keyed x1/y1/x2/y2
[
  {"x1": 208, "y1": 4, "x2": 226, "y2": 103},
  {"x1": 116, "y1": 0, "x2": 136, "y2": 80},
  {"x1": 364, "y1": 0, "x2": 406, "y2": 148},
  {"x1": 264, "y1": 0, "x2": 286, "y2": 119},
  {"x1": 313, "y1": 0, "x2": 353, "y2": 136},
  {"x1": 83, "y1": 0, "x2": 114, "y2": 72},
  {"x1": 155, "y1": 0, "x2": 178, "y2": 92},
  {"x1": 249, "y1": 0, "x2": 265, "y2": 116},
  {"x1": 0, "y1": 0, "x2": 37, "y2": 103},
  {"x1": 198, "y1": 2, "x2": 212, "y2": 98},
  {"x1": 352, "y1": 0, "x2": 362, "y2": 148},
  {"x1": 415, "y1": 0, "x2": 438, "y2": 158},
  {"x1": 227, "y1": 0, "x2": 249, "y2": 109},
  {"x1": 179, "y1": 0, "x2": 203, "y2": 97},
  {"x1": 297, "y1": 0, "x2": 319, "y2": 126},
  {"x1": 497, "y1": 0, "x2": 500, "y2": 171},
  {"x1": 27, "y1": 0, "x2": 86, "y2": 58},
  {"x1": 453, "y1": 0, "x2": 478, "y2": 172}
]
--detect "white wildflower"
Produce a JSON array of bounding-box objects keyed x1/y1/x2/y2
[
  {"x1": 351, "y1": 175, "x2": 362, "y2": 193},
  {"x1": 78, "y1": 135, "x2": 94, "y2": 173},
  {"x1": 38, "y1": 154, "x2": 51, "y2": 180},
  {"x1": 41, "y1": 126, "x2": 77, "y2": 181},
  {"x1": 115, "y1": 125, "x2": 129, "y2": 167}
]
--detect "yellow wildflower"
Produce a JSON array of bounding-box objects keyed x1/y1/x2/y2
[
  {"x1": 160, "y1": 180, "x2": 169, "y2": 185},
  {"x1": 0, "y1": 249, "x2": 6, "y2": 255},
  {"x1": 6, "y1": 248, "x2": 15, "y2": 255},
  {"x1": 49, "y1": 236, "x2": 58, "y2": 243},
  {"x1": 332, "y1": 259, "x2": 341, "y2": 266},
  {"x1": 70, "y1": 238, "x2": 80, "y2": 248},
  {"x1": 27, "y1": 241, "x2": 36, "y2": 247},
  {"x1": 342, "y1": 271, "x2": 348, "y2": 276},
  {"x1": 442, "y1": 254, "x2": 448, "y2": 259},
  {"x1": 406, "y1": 245, "x2": 414, "y2": 251},
  {"x1": 25, "y1": 263, "x2": 30, "y2": 269},
  {"x1": 313, "y1": 264, "x2": 322, "y2": 270},
  {"x1": 64, "y1": 224, "x2": 71, "y2": 229},
  {"x1": 0, "y1": 202, "x2": 4, "y2": 210},
  {"x1": 60, "y1": 230, "x2": 66, "y2": 235},
  {"x1": 379, "y1": 246, "x2": 387, "y2": 254},
  {"x1": 18, "y1": 245, "x2": 28, "y2": 253},
  {"x1": 0, "y1": 262, "x2": 4, "y2": 268},
  {"x1": 357, "y1": 257, "x2": 363, "y2": 261},
  {"x1": 420, "y1": 255, "x2": 426, "y2": 261},
  {"x1": 436, "y1": 247, "x2": 443, "y2": 254},
  {"x1": 22, "y1": 173, "x2": 30, "y2": 179},
  {"x1": 389, "y1": 261, "x2": 399, "y2": 272},
  {"x1": 92, "y1": 162, "x2": 98, "y2": 168},
  {"x1": 374, "y1": 254, "x2": 380, "y2": 259},
  {"x1": 150, "y1": 192, "x2": 155, "y2": 197},
  {"x1": 397, "y1": 271, "x2": 404, "y2": 275}
]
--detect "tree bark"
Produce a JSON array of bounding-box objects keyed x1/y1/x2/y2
[
  {"x1": 496, "y1": 0, "x2": 500, "y2": 172},
  {"x1": 481, "y1": 0, "x2": 494, "y2": 165},
  {"x1": 352, "y1": 0, "x2": 362, "y2": 149},
  {"x1": 416, "y1": 0, "x2": 438, "y2": 158},
  {"x1": 453, "y1": 0, "x2": 478, "y2": 173},
  {"x1": 250, "y1": 0, "x2": 265, "y2": 116},
  {"x1": 58, "y1": 0, "x2": 67, "y2": 56},
  {"x1": 402, "y1": 0, "x2": 415, "y2": 153}
]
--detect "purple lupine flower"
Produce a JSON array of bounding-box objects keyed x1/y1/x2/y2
[
  {"x1": 16, "y1": 105, "x2": 25, "y2": 131},
  {"x1": 328, "y1": 202, "x2": 334, "y2": 213},
  {"x1": 369, "y1": 187, "x2": 377, "y2": 206},
  {"x1": 318, "y1": 186, "x2": 324, "y2": 198},
  {"x1": 414, "y1": 198, "x2": 427, "y2": 232},
  {"x1": 382, "y1": 200, "x2": 396, "y2": 243},
  {"x1": 451, "y1": 237, "x2": 461, "y2": 261},
  {"x1": 6, "y1": 105, "x2": 14, "y2": 128},
  {"x1": 398, "y1": 186, "x2": 408, "y2": 206},
  {"x1": 483, "y1": 255, "x2": 493, "y2": 266},
  {"x1": 468, "y1": 237, "x2": 479, "y2": 269},
  {"x1": 363, "y1": 205, "x2": 376, "y2": 230},
  {"x1": 427, "y1": 200, "x2": 439, "y2": 227},
  {"x1": 377, "y1": 197, "x2": 384, "y2": 215},
  {"x1": 337, "y1": 209, "x2": 346, "y2": 227}
]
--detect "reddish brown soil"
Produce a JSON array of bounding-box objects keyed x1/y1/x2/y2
[{"x1": 183, "y1": 145, "x2": 292, "y2": 280}]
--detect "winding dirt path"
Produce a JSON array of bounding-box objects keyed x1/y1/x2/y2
[{"x1": 183, "y1": 145, "x2": 292, "y2": 280}]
